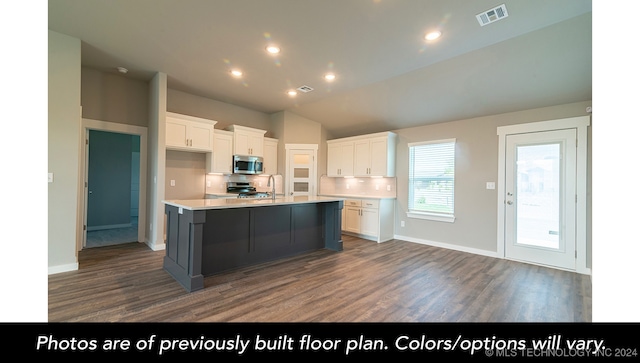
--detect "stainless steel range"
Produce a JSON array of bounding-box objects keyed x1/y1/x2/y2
[
  {"x1": 236, "y1": 191, "x2": 271, "y2": 199},
  {"x1": 227, "y1": 182, "x2": 271, "y2": 199}
]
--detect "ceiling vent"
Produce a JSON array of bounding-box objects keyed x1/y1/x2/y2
[
  {"x1": 476, "y1": 4, "x2": 508, "y2": 26},
  {"x1": 296, "y1": 85, "x2": 314, "y2": 93}
]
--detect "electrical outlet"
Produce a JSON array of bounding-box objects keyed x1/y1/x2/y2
[
  {"x1": 170, "y1": 180, "x2": 176, "y2": 187},
  {"x1": 386, "y1": 185, "x2": 391, "y2": 191},
  {"x1": 401, "y1": 220, "x2": 405, "y2": 227},
  {"x1": 486, "y1": 182, "x2": 495, "y2": 190}
]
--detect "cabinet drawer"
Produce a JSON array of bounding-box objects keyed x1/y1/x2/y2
[
  {"x1": 345, "y1": 199, "x2": 362, "y2": 207},
  {"x1": 362, "y1": 200, "x2": 379, "y2": 209}
]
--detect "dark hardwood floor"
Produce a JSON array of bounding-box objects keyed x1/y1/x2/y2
[{"x1": 48, "y1": 235, "x2": 592, "y2": 322}]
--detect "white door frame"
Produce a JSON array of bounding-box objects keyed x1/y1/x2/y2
[
  {"x1": 497, "y1": 116, "x2": 590, "y2": 274},
  {"x1": 80, "y1": 118, "x2": 148, "y2": 251},
  {"x1": 284, "y1": 144, "x2": 318, "y2": 196}
]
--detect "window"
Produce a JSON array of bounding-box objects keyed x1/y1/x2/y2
[{"x1": 408, "y1": 139, "x2": 456, "y2": 222}]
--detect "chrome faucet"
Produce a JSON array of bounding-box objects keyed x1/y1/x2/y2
[{"x1": 267, "y1": 175, "x2": 276, "y2": 200}]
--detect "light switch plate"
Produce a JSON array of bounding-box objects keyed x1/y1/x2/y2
[
  {"x1": 170, "y1": 180, "x2": 175, "y2": 187},
  {"x1": 48, "y1": 173, "x2": 54, "y2": 183}
]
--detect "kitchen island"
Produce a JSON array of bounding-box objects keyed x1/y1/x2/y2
[{"x1": 162, "y1": 196, "x2": 344, "y2": 292}]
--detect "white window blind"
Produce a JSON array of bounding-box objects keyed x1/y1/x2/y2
[{"x1": 408, "y1": 139, "x2": 455, "y2": 220}]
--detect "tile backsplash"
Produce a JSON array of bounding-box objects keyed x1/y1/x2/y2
[
  {"x1": 319, "y1": 175, "x2": 397, "y2": 198},
  {"x1": 206, "y1": 174, "x2": 396, "y2": 198}
]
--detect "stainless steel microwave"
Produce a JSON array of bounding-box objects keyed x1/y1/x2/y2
[{"x1": 233, "y1": 155, "x2": 264, "y2": 175}]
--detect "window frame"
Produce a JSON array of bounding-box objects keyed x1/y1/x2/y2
[{"x1": 407, "y1": 138, "x2": 456, "y2": 223}]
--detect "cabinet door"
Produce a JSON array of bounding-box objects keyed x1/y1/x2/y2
[
  {"x1": 248, "y1": 133, "x2": 264, "y2": 156},
  {"x1": 344, "y1": 207, "x2": 361, "y2": 233},
  {"x1": 327, "y1": 143, "x2": 342, "y2": 176},
  {"x1": 360, "y1": 207, "x2": 379, "y2": 237},
  {"x1": 368, "y1": 137, "x2": 388, "y2": 176},
  {"x1": 353, "y1": 140, "x2": 371, "y2": 176},
  {"x1": 234, "y1": 130, "x2": 264, "y2": 156},
  {"x1": 212, "y1": 133, "x2": 233, "y2": 173},
  {"x1": 234, "y1": 131, "x2": 251, "y2": 155},
  {"x1": 263, "y1": 139, "x2": 278, "y2": 175},
  {"x1": 166, "y1": 118, "x2": 189, "y2": 149},
  {"x1": 189, "y1": 122, "x2": 214, "y2": 152},
  {"x1": 340, "y1": 142, "x2": 355, "y2": 176}
]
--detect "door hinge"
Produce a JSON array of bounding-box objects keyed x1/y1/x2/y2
[
  {"x1": 86, "y1": 139, "x2": 89, "y2": 145},
  {"x1": 83, "y1": 225, "x2": 86, "y2": 231}
]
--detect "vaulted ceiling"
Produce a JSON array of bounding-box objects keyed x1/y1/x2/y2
[{"x1": 48, "y1": 0, "x2": 592, "y2": 138}]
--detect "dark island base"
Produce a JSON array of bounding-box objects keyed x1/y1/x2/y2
[{"x1": 163, "y1": 200, "x2": 343, "y2": 292}]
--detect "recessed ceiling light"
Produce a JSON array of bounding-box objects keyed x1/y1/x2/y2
[
  {"x1": 266, "y1": 45, "x2": 280, "y2": 54},
  {"x1": 425, "y1": 31, "x2": 442, "y2": 41},
  {"x1": 116, "y1": 66, "x2": 128, "y2": 74},
  {"x1": 230, "y1": 69, "x2": 243, "y2": 77},
  {"x1": 287, "y1": 90, "x2": 297, "y2": 96},
  {"x1": 324, "y1": 73, "x2": 336, "y2": 81}
]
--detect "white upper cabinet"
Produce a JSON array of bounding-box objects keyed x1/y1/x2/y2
[
  {"x1": 165, "y1": 112, "x2": 217, "y2": 153},
  {"x1": 226, "y1": 125, "x2": 266, "y2": 156},
  {"x1": 327, "y1": 141, "x2": 355, "y2": 177},
  {"x1": 206, "y1": 129, "x2": 234, "y2": 174},
  {"x1": 327, "y1": 132, "x2": 397, "y2": 177},
  {"x1": 262, "y1": 137, "x2": 278, "y2": 175}
]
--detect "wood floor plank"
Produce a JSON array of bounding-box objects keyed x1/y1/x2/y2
[{"x1": 48, "y1": 235, "x2": 592, "y2": 322}]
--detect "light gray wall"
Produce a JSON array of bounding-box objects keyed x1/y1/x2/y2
[
  {"x1": 81, "y1": 67, "x2": 149, "y2": 127},
  {"x1": 48, "y1": 30, "x2": 82, "y2": 270},
  {"x1": 167, "y1": 88, "x2": 273, "y2": 135},
  {"x1": 165, "y1": 150, "x2": 207, "y2": 200},
  {"x1": 270, "y1": 110, "x2": 328, "y2": 189},
  {"x1": 393, "y1": 100, "x2": 592, "y2": 268}
]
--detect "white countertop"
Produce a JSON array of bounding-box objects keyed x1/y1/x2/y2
[
  {"x1": 318, "y1": 194, "x2": 396, "y2": 200},
  {"x1": 164, "y1": 195, "x2": 345, "y2": 210},
  {"x1": 205, "y1": 193, "x2": 285, "y2": 199}
]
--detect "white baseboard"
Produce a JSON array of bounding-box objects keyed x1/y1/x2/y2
[
  {"x1": 145, "y1": 239, "x2": 165, "y2": 251},
  {"x1": 393, "y1": 234, "x2": 498, "y2": 258},
  {"x1": 48, "y1": 262, "x2": 79, "y2": 275}
]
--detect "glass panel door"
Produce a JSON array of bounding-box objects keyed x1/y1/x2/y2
[
  {"x1": 287, "y1": 149, "x2": 316, "y2": 197},
  {"x1": 505, "y1": 129, "x2": 576, "y2": 270}
]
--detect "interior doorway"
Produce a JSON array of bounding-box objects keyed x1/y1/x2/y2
[
  {"x1": 85, "y1": 130, "x2": 140, "y2": 248},
  {"x1": 80, "y1": 119, "x2": 148, "y2": 251}
]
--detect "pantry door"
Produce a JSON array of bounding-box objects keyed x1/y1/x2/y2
[
  {"x1": 285, "y1": 144, "x2": 318, "y2": 197},
  {"x1": 504, "y1": 129, "x2": 576, "y2": 270}
]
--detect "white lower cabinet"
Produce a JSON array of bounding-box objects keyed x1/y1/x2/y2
[{"x1": 342, "y1": 198, "x2": 394, "y2": 242}]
